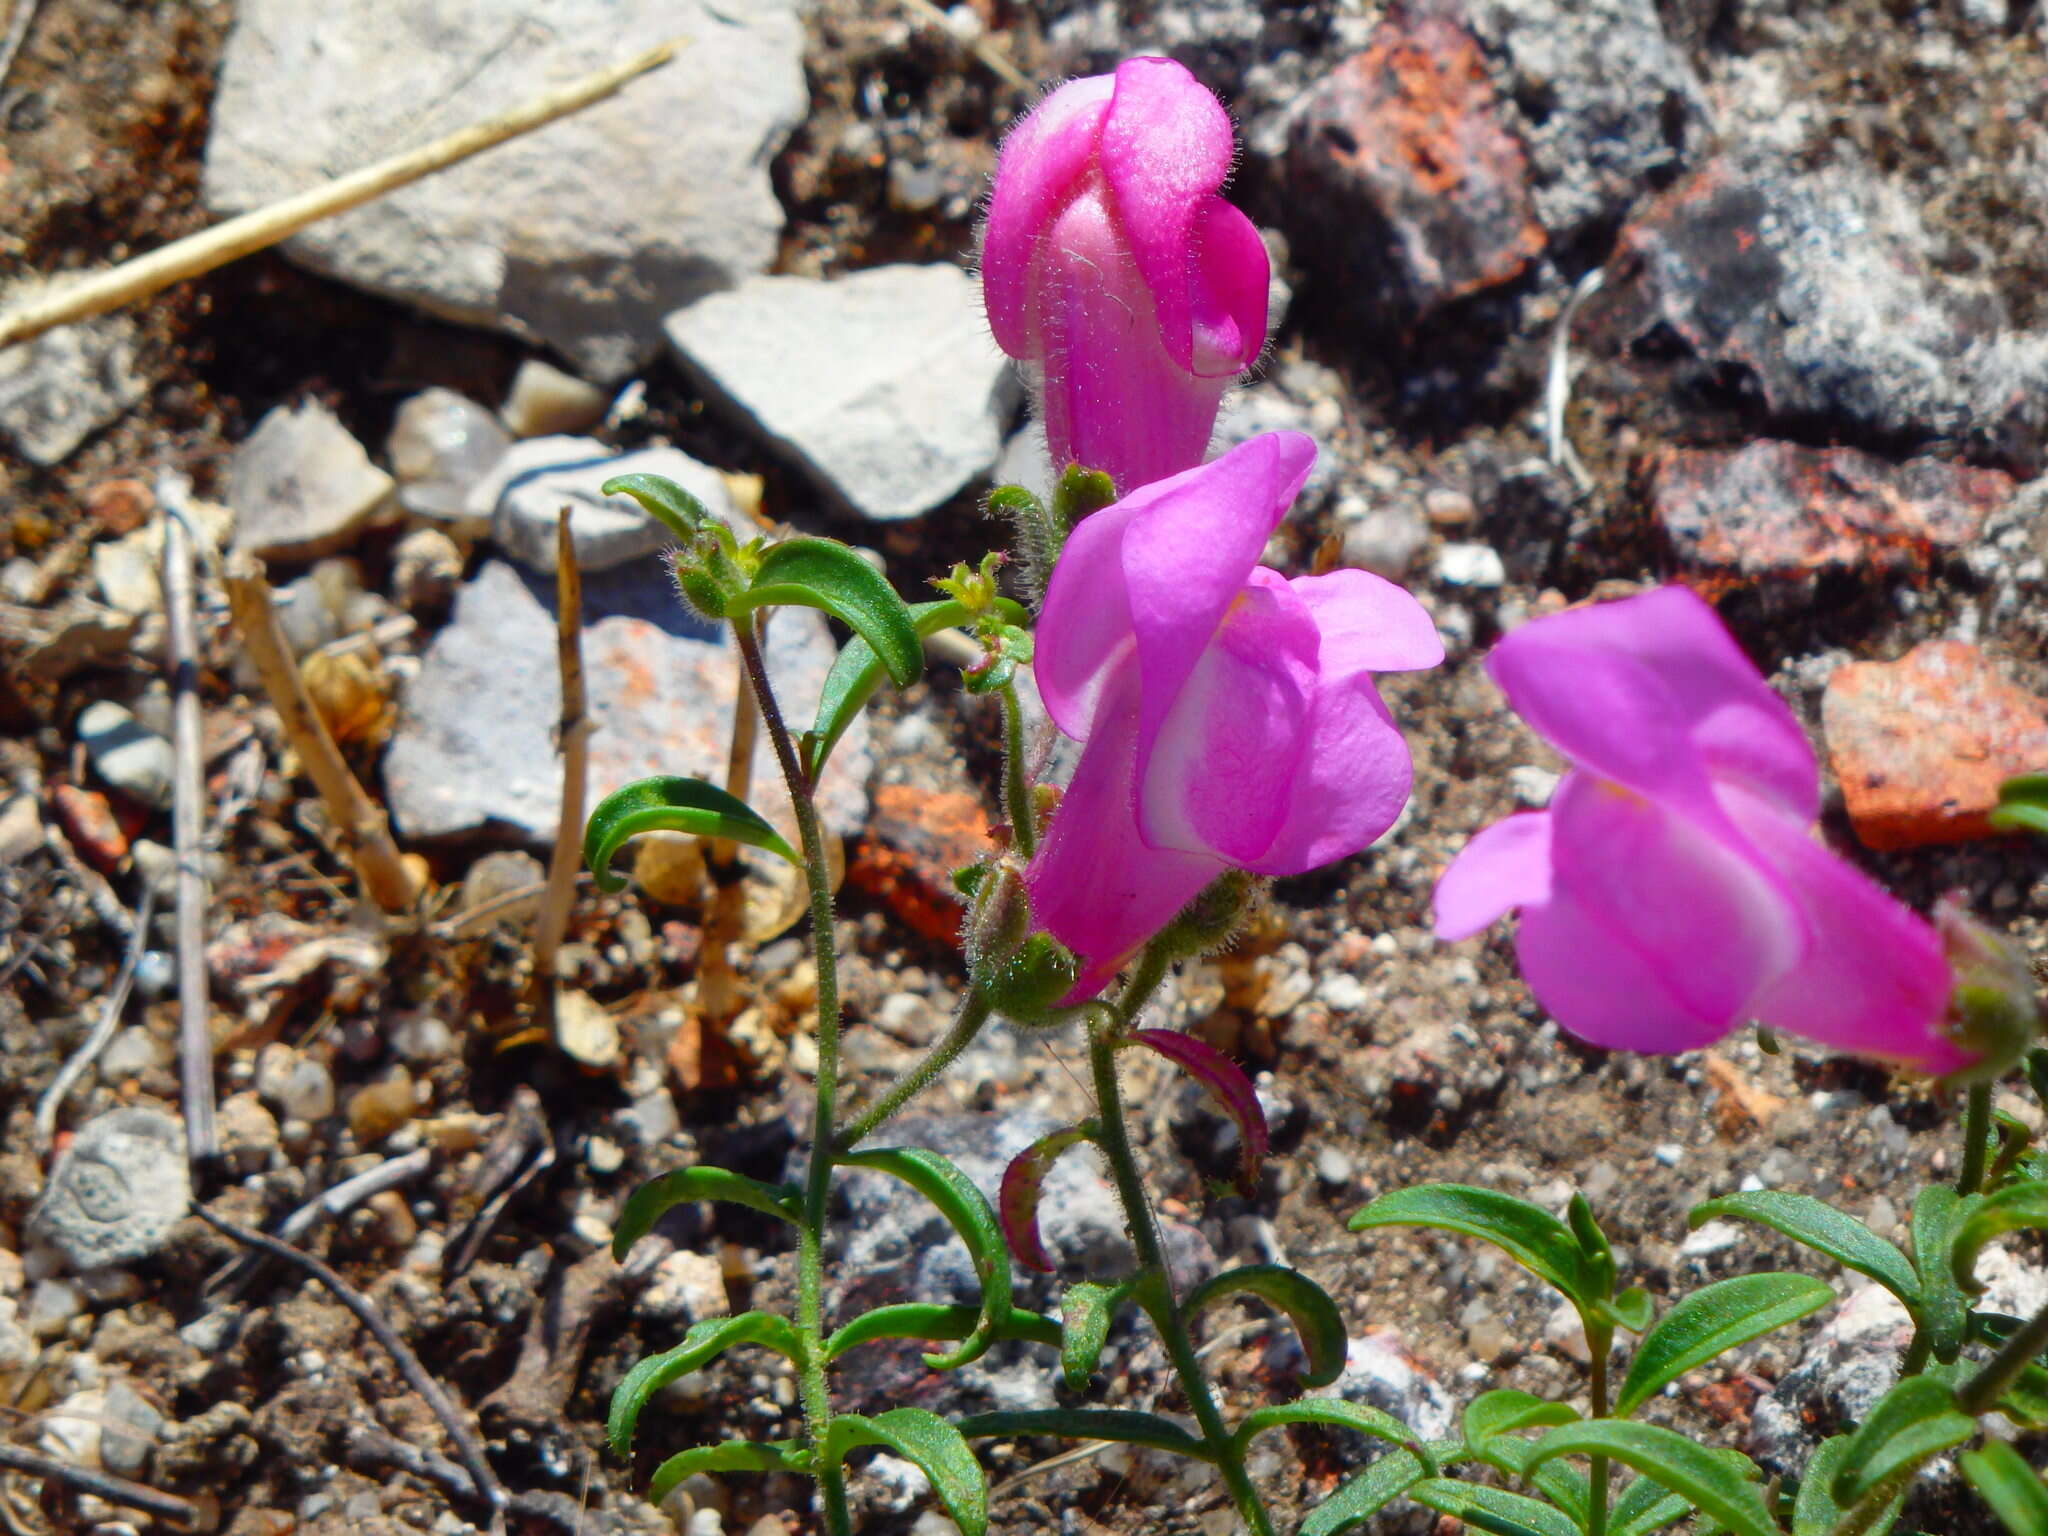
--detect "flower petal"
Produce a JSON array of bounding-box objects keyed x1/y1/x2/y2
[
  {"x1": 1138, "y1": 572, "x2": 1319, "y2": 865},
  {"x1": 1435, "y1": 812, "x2": 1554, "y2": 941},
  {"x1": 1187, "y1": 195, "x2": 1270, "y2": 375},
  {"x1": 981, "y1": 74, "x2": 1116, "y2": 359},
  {"x1": 1287, "y1": 567, "x2": 1445, "y2": 675},
  {"x1": 1489, "y1": 587, "x2": 1817, "y2": 822},
  {"x1": 1124, "y1": 431, "x2": 1317, "y2": 756},
  {"x1": 1726, "y1": 790, "x2": 1968, "y2": 1073},
  {"x1": 1097, "y1": 57, "x2": 1239, "y2": 374},
  {"x1": 1033, "y1": 190, "x2": 1237, "y2": 495},
  {"x1": 1546, "y1": 769, "x2": 1803, "y2": 1035},
  {"x1": 1025, "y1": 664, "x2": 1221, "y2": 1000},
  {"x1": 1516, "y1": 887, "x2": 1738, "y2": 1055}
]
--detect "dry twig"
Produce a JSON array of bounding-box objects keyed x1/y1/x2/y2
[
  {"x1": 222, "y1": 552, "x2": 418, "y2": 914},
  {"x1": 208, "y1": 1147, "x2": 436, "y2": 1301},
  {"x1": 893, "y1": 0, "x2": 1031, "y2": 90},
  {"x1": 0, "y1": 0, "x2": 41, "y2": 104},
  {"x1": 161, "y1": 479, "x2": 218, "y2": 1160},
  {"x1": 0, "y1": 41, "x2": 678, "y2": 351},
  {"x1": 531, "y1": 510, "x2": 591, "y2": 1033},
  {"x1": 193, "y1": 1204, "x2": 505, "y2": 1513},
  {"x1": 0, "y1": 1439, "x2": 206, "y2": 1529},
  {"x1": 35, "y1": 883, "x2": 156, "y2": 1155}
]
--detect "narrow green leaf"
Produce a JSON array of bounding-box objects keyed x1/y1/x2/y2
[
  {"x1": 1954, "y1": 1181, "x2": 2048, "y2": 1295},
  {"x1": 954, "y1": 1409, "x2": 1214, "y2": 1461},
  {"x1": 1233, "y1": 1399, "x2": 1431, "y2": 1469},
  {"x1": 1602, "y1": 1285, "x2": 1656, "y2": 1335},
  {"x1": 585, "y1": 775, "x2": 798, "y2": 893},
  {"x1": 1569, "y1": 1193, "x2": 1618, "y2": 1300},
  {"x1": 1058, "y1": 1281, "x2": 1131, "y2": 1392},
  {"x1": 1464, "y1": 1389, "x2": 1580, "y2": 1452},
  {"x1": 1525, "y1": 1421, "x2": 1776, "y2": 1536},
  {"x1": 1351, "y1": 1185, "x2": 1593, "y2": 1306},
  {"x1": 823, "y1": 1302, "x2": 1059, "y2": 1363},
  {"x1": 1617, "y1": 1272, "x2": 1835, "y2": 1415},
  {"x1": 600, "y1": 472, "x2": 716, "y2": 542},
  {"x1": 608, "y1": 1312, "x2": 802, "y2": 1455},
  {"x1": 1689, "y1": 1191, "x2": 1921, "y2": 1311},
  {"x1": 612, "y1": 1165, "x2": 801, "y2": 1260},
  {"x1": 1829, "y1": 1376, "x2": 1976, "y2": 1509},
  {"x1": 1997, "y1": 1362, "x2": 2048, "y2": 1427},
  {"x1": 1184, "y1": 1264, "x2": 1347, "y2": 1390},
  {"x1": 1990, "y1": 774, "x2": 2048, "y2": 837},
  {"x1": 1611, "y1": 1473, "x2": 1693, "y2": 1536},
  {"x1": 1964, "y1": 1439, "x2": 2048, "y2": 1536},
  {"x1": 730, "y1": 537, "x2": 922, "y2": 688},
  {"x1": 1793, "y1": 1438, "x2": 1866, "y2": 1536},
  {"x1": 1529, "y1": 1461, "x2": 1591, "y2": 1528},
  {"x1": 646, "y1": 1438, "x2": 809, "y2": 1505},
  {"x1": 829, "y1": 1409, "x2": 988, "y2": 1536},
  {"x1": 841, "y1": 1148, "x2": 1012, "y2": 1370},
  {"x1": 1407, "y1": 1478, "x2": 1582, "y2": 1536},
  {"x1": 1298, "y1": 1448, "x2": 1430, "y2": 1536},
  {"x1": 802, "y1": 597, "x2": 1030, "y2": 779},
  {"x1": 1912, "y1": 1186, "x2": 1983, "y2": 1363}
]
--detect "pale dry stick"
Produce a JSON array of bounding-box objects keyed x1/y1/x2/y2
[
  {"x1": 531, "y1": 510, "x2": 591, "y2": 1031},
  {"x1": 0, "y1": 41, "x2": 678, "y2": 351},
  {"x1": 193, "y1": 1204, "x2": 506, "y2": 1513},
  {"x1": 893, "y1": 0, "x2": 1031, "y2": 90},
  {"x1": 209, "y1": 1147, "x2": 437, "y2": 1301},
  {"x1": 222, "y1": 553, "x2": 418, "y2": 913},
  {"x1": 34, "y1": 883, "x2": 156, "y2": 1155},
  {"x1": 1544, "y1": 266, "x2": 1605, "y2": 496},
  {"x1": 161, "y1": 480, "x2": 218, "y2": 1160},
  {"x1": 0, "y1": 0, "x2": 41, "y2": 98}
]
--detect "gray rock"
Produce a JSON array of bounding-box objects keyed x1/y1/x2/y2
[
  {"x1": 229, "y1": 402, "x2": 396, "y2": 562},
  {"x1": 666, "y1": 264, "x2": 1016, "y2": 521},
  {"x1": 1462, "y1": 0, "x2": 1711, "y2": 245},
  {"x1": 501, "y1": 359, "x2": 609, "y2": 439},
  {"x1": 0, "y1": 312, "x2": 146, "y2": 465},
  {"x1": 383, "y1": 556, "x2": 870, "y2": 843},
  {"x1": 201, "y1": 0, "x2": 806, "y2": 382},
  {"x1": 991, "y1": 428, "x2": 1054, "y2": 506},
  {"x1": 1339, "y1": 499, "x2": 1430, "y2": 581},
  {"x1": 76, "y1": 701, "x2": 175, "y2": 810},
  {"x1": 387, "y1": 388, "x2": 511, "y2": 528},
  {"x1": 473, "y1": 438, "x2": 733, "y2": 574},
  {"x1": 27, "y1": 1108, "x2": 190, "y2": 1271},
  {"x1": 101, "y1": 1380, "x2": 164, "y2": 1479},
  {"x1": 1320, "y1": 1329, "x2": 1457, "y2": 1464}
]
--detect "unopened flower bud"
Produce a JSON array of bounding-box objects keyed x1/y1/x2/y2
[
  {"x1": 980, "y1": 933, "x2": 1082, "y2": 1027},
  {"x1": 1156, "y1": 870, "x2": 1261, "y2": 960},
  {"x1": 1936, "y1": 895, "x2": 2042, "y2": 1085}
]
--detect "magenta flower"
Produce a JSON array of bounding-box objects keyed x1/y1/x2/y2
[
  {"x1": 1434, "y1": 586, "x2": 1971, "y2": 1073},
  {"x1": 982, "y1": 57, "x2": 1269, "y2": 495},
  {"x1": 1026, "y1": 432, "x2": 1443, "y2": 998}
]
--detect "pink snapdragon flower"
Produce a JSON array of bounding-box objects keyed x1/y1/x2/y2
[
  {"x1": 982, "y1": 57, "x2": 1269, "y2": 495},
  {"x1": 1026, "y1": 432, "x2": 1443, "y2": 998},
  {"x1": 1434, "y1": 586, "x2": 1972, "y2": 1074}
]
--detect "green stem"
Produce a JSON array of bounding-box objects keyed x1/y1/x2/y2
[
  {"x1": 996, "y1": 682, "x2": 1037, "y2": 859},
  {"x1": 1959, "y1": 1082, "x2": 1993, "y2": 1196},
  {"x1": 1824, "y1": 1464, "x2": 1915, "y2": 1536},
  {"x1": 1958, "y1": 1296, "x2": 2048, "y2": 1415},
  {"x1": 735, "y1": 623, "x2": 849, "y2": 1536},
  {"x1": 1086, "y1": 951, "x2": 1275, "y2": 1536},
  {"x1": 834, "y1": 990, "x2": 995, "y2": 1152},
  {"x1": 1587, "y1": 1318, "x2": 1613, "y2": 1536}
]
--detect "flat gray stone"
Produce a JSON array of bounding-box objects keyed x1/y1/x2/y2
[
  {"x1": 473, "y1": 438, "x2": 733, "y2": 574},
  {"x1": 229, "y1": 402, "x2": 396, "y2": 562},
  {"x1": 201, "y1": 0, "x2": 806, "y2": 382},
  {"x1": 383, "y1": 556, "x2": 871, "y2": 843},
  {"x1": 0, "y1": 312, "x2": 146, "y2": 465},
  {"x1": 77, "y1": 701, "x2": 176, "y2": 811},
  {"x1": 666, "y1": 264, "x2": 1016, "y2": 520},
  {"x1": 27, "y1": 1109, "x2": 190, "y2": 1271}
]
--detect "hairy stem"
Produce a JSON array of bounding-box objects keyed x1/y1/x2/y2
[
  {"x1": 1900, "y1": 1330, "x2": 1933, "y2": 1377},
  {"x1": 996, "y1": 682, "x2": 1038, "y2": 859},
  {"x1": 1087, "y1": 953, "x2": 1274, "y2": 1536},
  {"x1": 735, "y1": 622, "x2": 849, "y2": 1535},
  {"x1": 1958, "y1": 1082, "x2": 1993, "y2": 1196},
  {"x1": 1825, "y1": 1463, "x2": 1916, "y2": 1536},
  {"x1": 1959, "y1": 1298, "x2": 2048, "y2": 1416},
  {"x1": 835, "y1": 990, "x2": 995, "y2": 1152}
]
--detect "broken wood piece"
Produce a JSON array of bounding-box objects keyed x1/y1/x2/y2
[{"x1": 531, "y1": 510, "x2": 592, "y2": 1036}]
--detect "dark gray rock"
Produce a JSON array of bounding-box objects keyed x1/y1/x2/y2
[
  {"x1": 202, "y1": 0, "x2": 806, "y2": 381},
  {"x1": 27, "y1": 1109, "x2": 190, "y2": 1271},
  {"x1": 665, "y1": 264, "x2": 1017, "y2": 521},
  {"x1": 382, "y1": 556, "x2": 870, "y2": 844}
]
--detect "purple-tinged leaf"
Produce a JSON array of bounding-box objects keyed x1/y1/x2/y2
[
  {"x1": 998, "y1": 1124, "x2": 1097, "y2": 1272},
  {"x1": 1130, "y1": 1029, "x2": 1268, "y2": 1194}
]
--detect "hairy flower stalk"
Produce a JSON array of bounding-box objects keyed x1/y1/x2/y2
[{"x1": 983, "y1": 56, "x2": 1269, "y2": 495}]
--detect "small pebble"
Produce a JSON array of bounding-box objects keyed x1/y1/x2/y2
[
  {"x1": 499, "y1": 359, "x2": 609, "y2": 439},
  {"x1": 98, "y1": 1026, "x2": 170, "y2": 1082},
  {"x1": 76, "y1": 700, "x2": 175, "y2": 810},
  {"x1": 1314, "y1": 1146, "x2": 1355, "y2": 1190},
  {"x1": 1652, "y1": 1143, "x2": 1685, "y2": 1167},
  {"x1": 1435, "y1": 542, "x2": 1507, "y2": 588},
  {"x1": 346, "y1": 1068, "x2": 416, "y2": 1144},
  {"x1": 255, "y1": 1045, "x2": 336, "y2": 1123},
  {"x1": 586, "y1": 1135, "x2": 625, "y2": 1175}
]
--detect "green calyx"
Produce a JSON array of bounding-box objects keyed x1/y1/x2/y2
[{"x1": 1937, "y1": 896, "x2": 2042, "y2": 1086}]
